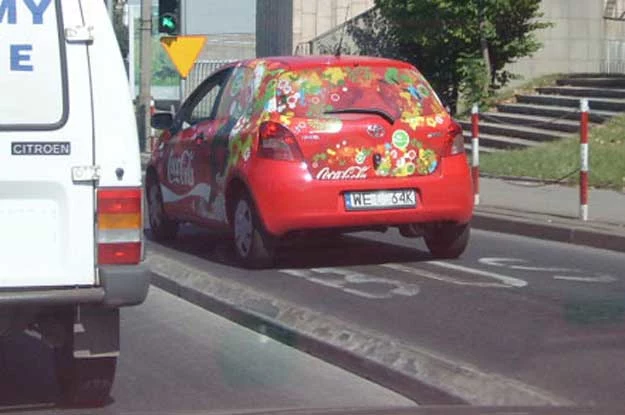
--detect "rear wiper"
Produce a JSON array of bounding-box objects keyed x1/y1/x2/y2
[{"x1": 324, "y1": 108, "x2": 396, "y2": 124}]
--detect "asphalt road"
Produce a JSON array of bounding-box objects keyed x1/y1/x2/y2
[
  {"x1": 147, "y1": 225, "x2": 625, "y2": 407},
  {"x1": 0, "y1": 287, "x2": 414, "y2": 414}
]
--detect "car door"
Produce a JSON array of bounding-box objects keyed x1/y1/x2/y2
[{"x1": 160, "y1": 67, "x2": 232, "y2": 223}]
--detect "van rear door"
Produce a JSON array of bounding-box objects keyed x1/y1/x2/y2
[{"x1": 0, "y1": 0, "x2": 96, "y2": 288}]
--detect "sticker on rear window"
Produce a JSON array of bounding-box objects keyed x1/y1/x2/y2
[{"x1": 11, "y1": 141, "x2": 70, "y2": 155}]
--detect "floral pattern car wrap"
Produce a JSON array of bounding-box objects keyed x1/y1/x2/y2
[{"x1": 258, "y1": 64, "x2": 451, "y2": 180}]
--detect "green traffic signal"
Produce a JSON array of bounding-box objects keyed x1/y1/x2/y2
[
  {"x1": 162, "y1": 15, "x2": 176, "y2": 30},
  {"x1": 158, "y1": 0, "x2": 180, "y2": 35}
]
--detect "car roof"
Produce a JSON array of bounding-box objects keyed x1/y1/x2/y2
[{"x1": 231, "y1": 55, "x2": 415, "y2": 71}]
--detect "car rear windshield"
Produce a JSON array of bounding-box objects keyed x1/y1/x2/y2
[
  {"x1": 0, "y1": 0, "x2": 67, "y2": 130},
  {"x1": 272, "y1": 65, "x2": 445, "y2": 120}
]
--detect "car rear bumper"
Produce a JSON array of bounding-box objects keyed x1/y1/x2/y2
[
  {"x1": 0, "y1": 264, "x2": 151, "y2": 308},
  {"x1": 247, "y1": 154, "x2": 474, "y2": 237}
]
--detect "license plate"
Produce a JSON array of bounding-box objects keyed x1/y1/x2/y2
[{"x1": 344, "y1": 190, "x2": 416, "y2": 211}]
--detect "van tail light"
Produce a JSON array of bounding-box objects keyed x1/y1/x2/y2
[
  {"x1": 258, "y1": 121, "x2": 304, "y2": 161},
  {"x1": 446, "y1": 121, "x2": 466, "y2": 156},
  {"x1": 97, "y1": 188, "x2": 142, "y2": 265}
]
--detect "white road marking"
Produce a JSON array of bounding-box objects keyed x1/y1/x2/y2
[
  {"x1": 479, "y1": 257, "x2": 573, "y2": 273},
  {"x1": 280, "y1": 267, "x2": 420, "y2": 299},
  {"x1": 479, "y1": 257, "x2": 617, "y2": 284},
  {"x1": 381, "y1": 263, "x2": 510, "y2": 288},
  {"x1": 553, "y1": 275, "x2": 617, "y2": 283},
  {"x1": 427, "y1": 261, "x2": 528, "y2": 288}
]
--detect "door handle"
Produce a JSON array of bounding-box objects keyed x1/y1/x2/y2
[{"x1": 194, "y1": 133, "x2": 205, "y2": 144}]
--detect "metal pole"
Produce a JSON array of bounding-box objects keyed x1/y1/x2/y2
[
  {"x1": 138, "y1": 0, "x2": 153, "y2": 153},
  {"x1": 128, "y1": 5, "x2": 136, "y2": 99},
  {"x1": 580, "y1": 99, "x2": 590, "y2": 221},
  {"x1": 107, "y1": 0, "x2": 114, "y2": 20},
  {"x1": 179, "y1": 0, "x2": 187, "y2": 101},
  {"x1": 471, "y1": 103, "x2": 480, "y2": 206}
]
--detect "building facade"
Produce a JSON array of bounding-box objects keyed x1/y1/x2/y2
[{"x1": 256, "y1": 0, "x2": 625, "y2": 79}]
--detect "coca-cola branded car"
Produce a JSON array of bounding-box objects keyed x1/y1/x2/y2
[{"x1": 146, "y1": 56, "x2": 474, "y2": 268}]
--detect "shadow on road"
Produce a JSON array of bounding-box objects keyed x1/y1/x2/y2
[
  {"x1": 0, "y1": 333, "x2": 58, "y2": 412},
  {"x1": 148, "y1": 226, "x2": 433, "y2": 270}
]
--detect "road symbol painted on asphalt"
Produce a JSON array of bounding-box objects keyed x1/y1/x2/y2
[
  {"x1": 427, "y1": 261, "x2": 528, "y2": 287},
  {"x1": 479, "y1": 257, "x2": 572, "y2": 273},
  {"x1": 279, "y1": 267, "x2": 420, "y2": 299},
  {"x1": 381, "y1": 263, "x2": 515, "y2": 288},
  {"x1": 478, "y1": 257, "x2": 617, "y2": 284}
]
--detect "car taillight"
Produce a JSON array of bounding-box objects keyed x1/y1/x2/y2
[
  {"x1": 258, "y1": 121, "x2": 303, "y2": 161},
  {"x1": 447, "y1": 121, "x2": 465, "y2": 156},
  {"x1": 97, "y1": 188, "x2": 142, "y2": 265}
]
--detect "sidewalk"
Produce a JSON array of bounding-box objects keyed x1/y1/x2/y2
[{"x1": 474, "y1": 177, "x2": 625, "y2": 253}]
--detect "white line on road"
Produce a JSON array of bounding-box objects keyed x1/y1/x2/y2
[
  {"x1": 427, "y1": 261, "x2": 528, "y2": 288},
  {"x1": 479, "y1": 257, "x2": 573, "y2": 273},
  {"x1": 381, "y1": 263, "x2": 510, "y2": 288},
  {"x1": 553, "y1": 275, "x2": 617, "y2": 283}
]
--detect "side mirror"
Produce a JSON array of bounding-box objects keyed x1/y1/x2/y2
[{"x1": 151, "y1": 112, "x2": 174, "y2": 130}]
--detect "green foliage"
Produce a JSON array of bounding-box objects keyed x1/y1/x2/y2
[
  {"x1": 152, "y1": 38, "x2": 179, "y2": 86},
  {"x1": 348, "y1": 0, "x2": 551, "y2": 114},
  {"x1": 457, "y1": 53, "x2": 489, "y2": 110}
]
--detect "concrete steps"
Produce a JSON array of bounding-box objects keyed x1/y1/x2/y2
[
  {"x1": 496, "y1": 103, "x2": 617, "y2": 123},
  {"x1": 536, "y1": 86, "x2": 625, "y2": 99},
  {"x1": 458, "y1": 120, "x2": 567, "y2": 142},
  {"x1": 516, "y1": 94, "x2": 625, "y2": 112},
  {"x1": 463, "y1": 132, "x2": 540, "y2": 151},
  {"x1": 477, "y1": 112, "x2": 581, "y2": 133},
  {"x1": 556, "y1": 77, "x2": 625, "y2": 88},
  {"x1": 460, "y1": 74, "x2": 625, "y2": 153}
]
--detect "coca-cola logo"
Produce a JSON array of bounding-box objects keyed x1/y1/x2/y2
[
  {"x1": 167, "y1": 149, "x2": 195, "y2": 186},
  {"x1": 316, "y1": 166, "x2": 369, "y2": 180}
]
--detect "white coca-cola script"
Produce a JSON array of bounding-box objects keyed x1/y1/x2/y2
[
  {"x1": 167, "y1": 150, "x2": 195, "y2": 186},
  {"x1": 316, "y1": 166, "x2": 369, "y2": 180}
]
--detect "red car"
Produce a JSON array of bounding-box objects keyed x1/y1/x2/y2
[{"x1": 146, "y1": 56, "x2": 474, "y2": 268}]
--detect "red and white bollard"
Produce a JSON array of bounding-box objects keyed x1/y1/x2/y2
[
  {"x1": 471, "y1": 103, "x2": 480, "y2": 206},
  {"x1": 579, "y1": 99, "x2": 589, "y2": 221}
]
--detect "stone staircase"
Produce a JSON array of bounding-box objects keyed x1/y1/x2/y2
[{"x1": 459, "y1": 74, "x2": 625, "y2": 153}]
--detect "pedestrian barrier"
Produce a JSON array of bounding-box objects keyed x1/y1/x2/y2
[{"x1": 470, "y1": 99, "x2": 591, "y2": 221}]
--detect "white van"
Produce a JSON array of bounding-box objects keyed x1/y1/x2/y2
[{"x1": 0, "y1": 0, "x2": 148, "y2": 406}]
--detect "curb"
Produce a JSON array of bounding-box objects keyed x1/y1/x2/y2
[
  {"x1": 473, "y1": 209, "x2": 625, "y2": 254},
  {"x1": 145, "y1": 247, "x2": 572, "y2": 407}
]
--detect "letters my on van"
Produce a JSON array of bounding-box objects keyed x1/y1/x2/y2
[{"x1": 0, "y1": 0, "x2": 52, "y2": 72}]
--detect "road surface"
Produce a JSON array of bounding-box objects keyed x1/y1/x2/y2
[
  {"x1": 147, "y1": 225, "x2": 625, "y2": 406},
  {"x1": 0, "y1": 287, "x2": 415, "y2": 413}
]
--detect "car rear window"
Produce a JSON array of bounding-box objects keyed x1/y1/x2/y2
[
  {"x1": 0, "y1": 0, "x2": 68, "y2": 130},
  {"x1": 271, "y1": 65, "x2": 445, "y2": 120}
]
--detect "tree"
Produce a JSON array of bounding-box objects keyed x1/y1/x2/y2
[{"x1": 348, "y1": 0, "x2": 551, "y2": 113}]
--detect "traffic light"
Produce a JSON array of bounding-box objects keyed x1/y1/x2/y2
[{"x1": 158, "y1": 0, "x2": 180, "y2": 35}]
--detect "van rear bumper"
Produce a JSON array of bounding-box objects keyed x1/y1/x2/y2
[{"x1": 0, "y1": 264, "x2": 150, "y2": 308}]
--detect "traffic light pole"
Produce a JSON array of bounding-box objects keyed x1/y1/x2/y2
[
  {"x1": 179, "y1": 0, "x2": 187, "y2": 101},
  {"x1": 138, "y1": 0, "x2": 153, "y2": 153}
]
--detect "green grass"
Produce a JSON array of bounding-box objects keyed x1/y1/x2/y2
[{"x1": 480, "y1": 113, "x2": 625, "y2": 190}]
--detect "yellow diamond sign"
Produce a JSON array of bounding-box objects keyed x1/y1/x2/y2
[{"x1": 160, "y1": 35, "x2": 207, "y2": 79}]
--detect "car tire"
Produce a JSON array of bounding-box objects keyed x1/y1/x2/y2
[
  {"x1": 54, "y1": 317, "x2": 117, "y2": 407},
  {"x1": 232, "y1": 192, "x2": 276, "y2": 269},
  {"x1": 146, "y1": 175, "x2": 178, "y2": 242},
  {"x1": 424, "y1": 222, "x2": 470, "y2": 259}
]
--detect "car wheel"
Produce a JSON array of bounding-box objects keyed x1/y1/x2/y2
[
  {"x1": 54, "y1": 317, "x2": 117, "y2": 407},
  {"x1": 146, "y1": 175, "x2": 178, "y2": 242},
  {"x1": 233, "y1": 192, "x2": 275, "y2": 269},
  {"x1": 424, "y1": 222, "x2": 470, "y2": 259}
]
